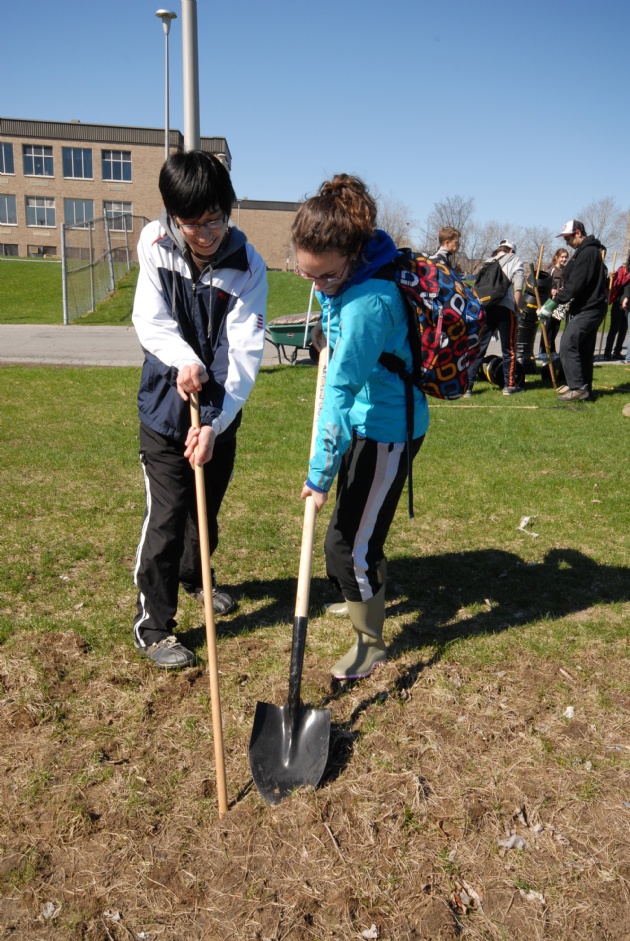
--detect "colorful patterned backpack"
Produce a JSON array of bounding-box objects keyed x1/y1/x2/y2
[
  {"x1": 375, "y1": 249, "x2": 485, "y2": 516},
  {"x1": 377, "y1": 248, "x2": 484, "y2": 400}
]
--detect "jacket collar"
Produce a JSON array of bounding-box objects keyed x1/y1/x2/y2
[{"x1": 319, "y1": 229, "x2": 399, "y2": 298}]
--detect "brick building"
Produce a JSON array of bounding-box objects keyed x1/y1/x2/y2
[
  {"x1": 0, "y1": 117, "x2": 300, "y2": 269},
  {"x1": 234, "y1": 199, "x2": 301, "y2": 270}
]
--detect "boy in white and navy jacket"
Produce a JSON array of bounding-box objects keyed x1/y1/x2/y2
[{"x1": 132, "y1": 150, "x2": 267, "y2": 668}]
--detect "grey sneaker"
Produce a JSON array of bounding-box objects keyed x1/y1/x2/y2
[
  {"x1": 557, "y1": 388, "x2": 589, "y2": 402},
  {"x1": 189, "y1": 586, "x2": 236, "y2": 615},
  {"x1": 134, "y1": 635, "x2": 195, "y2": 669}
]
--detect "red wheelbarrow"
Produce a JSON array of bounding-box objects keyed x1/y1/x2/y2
[{"x1": 266, "y1": 311, "x2": 322, "y2": 365}]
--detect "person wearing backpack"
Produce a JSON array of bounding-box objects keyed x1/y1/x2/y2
[
  {"x1": 466, "y1": 240, "x2": 524, "y2": 396},
  {"x1": 537, "y1": 220, "x2": 608, "y2": 401},
  {"x1": 292, "y1": 174, "x2": 429, "y2": 681},
  {"x1": 429, "y1": 226, "x2": 462, "y2": 270}
]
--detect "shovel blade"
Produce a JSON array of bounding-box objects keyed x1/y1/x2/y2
[{"x1": 249, "y1": 700, "x2": 331, "y2": 804}]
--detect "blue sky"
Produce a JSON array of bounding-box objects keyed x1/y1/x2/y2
[{"x1": 3, "y1": 0, "x2": 627, "y2": 239}]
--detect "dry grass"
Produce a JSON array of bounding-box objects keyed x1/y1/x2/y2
[{"x1": 1, "y1": 606, "x2": 629, "y2": 940}]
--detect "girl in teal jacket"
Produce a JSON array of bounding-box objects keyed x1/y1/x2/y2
[{"x1": 293, "y1": 174, "x2": 429, "y2": 681}]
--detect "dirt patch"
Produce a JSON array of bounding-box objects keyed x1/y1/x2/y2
[{"x1": 0, "y1": 629, "x2": 629, "y2": 940}]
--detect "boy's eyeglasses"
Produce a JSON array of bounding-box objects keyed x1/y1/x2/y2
[{"x1": 174, "y1": 216, "x2": 227, "y2": 235}]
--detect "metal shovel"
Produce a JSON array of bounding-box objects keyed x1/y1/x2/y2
[{"x1": 249, "y1": 347, "x2": 331, "y2": 804}]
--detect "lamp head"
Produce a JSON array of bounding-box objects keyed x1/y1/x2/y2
[{"x1": 155, "y1": 9, "x2": 177, "y2": 34}]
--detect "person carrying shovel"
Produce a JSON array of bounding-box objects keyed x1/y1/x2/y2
[
  {"x1": 292, "y1": 174, "x2": 429, "y2": 681},
  {"x1": 131, "y1": 150, "x2": 267, "y2": 669}
]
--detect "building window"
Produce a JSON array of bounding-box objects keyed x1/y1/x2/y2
[
  {"x1": 0, "y1": 143, "x2": 14, "y2": 175},
  {"x1": 104, "y1": 201, "x2": 133, "y2": 231},
  {"x1": 23, "y1": 145, "x2": 54, "y2": 177},
  {"x1": 27, "y1": 244, "x2": 57, "y2": 258},
  {"x1": 62, "y1": 147, "x2": 93, "y2": 179},
  {"x1": 1, "y1": 243, "x2": 19, "y2": 256},
  {"x1": 26, "y1": 196, "x2": 56, "y2": 227},
  {"x1": 102, "y1": 150, "x2": 131, "y2": 182},
  {"x1": 64, "y1": 198, "x2": 94, "y2": 226},
  {"x1": 0, "y1": 194, "x2": 17, "y2": 225}
]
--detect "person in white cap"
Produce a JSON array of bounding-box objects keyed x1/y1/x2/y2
[{"x1": 537, "y1": 220, "x2": 608, "y2": 401}]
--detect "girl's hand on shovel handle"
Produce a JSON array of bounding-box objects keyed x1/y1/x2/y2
[
  {"x1": 301, "y1": 484, "x2": 328, "y2": 512},
  {"x1": 185, "y1": 425, "x2": 216, "y2": 468}
]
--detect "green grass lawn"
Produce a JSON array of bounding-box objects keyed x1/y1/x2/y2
[
  {"x1": 0, "y1": 258, "x2": 63, "y2": 324},
  {"x1": 1, "y1": 362, "x2": 628, "y2": 647},
  {"x1": 0, "y1": 258, "x2": 318, "y2": 325}
]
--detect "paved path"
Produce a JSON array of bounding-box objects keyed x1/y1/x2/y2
[
  {"x1": 11, "y1": 323, "x2": 614, "y2": 370},
  {"x1": 0, "y1": 324, "x2": 311, "y2": 368}
]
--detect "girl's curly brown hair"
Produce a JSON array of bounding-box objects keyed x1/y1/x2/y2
[{"x1": 292, "y1": 174, "x2": 377, "y2": 256}]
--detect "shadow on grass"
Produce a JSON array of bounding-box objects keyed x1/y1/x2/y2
[
  {"x1": 173, "y1": 547, "x2": 629, "y2": 795},
  {"x1": 319, "y1": 546, "x2": 630, "y2": 789},
  {"x1": 176, "y1": 574, "x2": 301, "y2": 651}
]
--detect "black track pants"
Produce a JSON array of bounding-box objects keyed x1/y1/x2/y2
[
  {"x1": 324, "y1": 433, "x2": 424, "y2": 603},
  {"x1": 468, "y1": 305, "x2": 519, "y2": 389},
  {"x1": 604, "y1": 300, "x2": 628, "y2": 358},
  {"x1": 133, "y1": 423, "x2": 236, "y2": 645}
]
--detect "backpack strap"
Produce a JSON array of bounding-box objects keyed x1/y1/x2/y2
[
  {"x1": 373, "y1": 250, "x2": 417, "y2": 519},
  {"x1": 377, "y1": 352, "x2": 415, "y2": 520}
]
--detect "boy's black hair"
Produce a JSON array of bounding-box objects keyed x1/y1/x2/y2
[{"x1": 159, "y1": 150, "x2": 235, "y2": 220}]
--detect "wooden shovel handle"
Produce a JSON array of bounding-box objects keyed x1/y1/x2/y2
[
  {"x1": 295, "y1": 346, "x2": 329, "y2": 622},
  {"x1": 532, "y1": 243, "x2": 557, "y2": 391},
  {"x1": 190, "y1": 392, "x2": 229, "y2": 816}
]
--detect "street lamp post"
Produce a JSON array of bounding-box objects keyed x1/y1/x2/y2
[
  {"x1": 155, "y1": 9, "x2": 177, "y2": 163},
  {"x1": 181, "y1": 0, "x2": 200, "y2": 151}
]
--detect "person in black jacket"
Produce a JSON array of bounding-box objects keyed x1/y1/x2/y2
[{"x1": 537, "y1": 220, "x2": 607, "y2": 401}]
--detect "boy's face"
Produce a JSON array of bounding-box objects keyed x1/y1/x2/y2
[
  {"x1": 173, "y1": 207, "x2": 227, "y2": 258},
  {"x1": 443, "y1": 236, "x2": 460, "y2": 253}
]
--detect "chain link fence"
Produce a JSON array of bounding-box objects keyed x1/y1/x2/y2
[{"x1": 61, "y1": 213, "x2": 149, "y2": 323}]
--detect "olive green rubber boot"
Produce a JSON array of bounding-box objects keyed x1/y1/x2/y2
[
  {"x1": 330, "y1": 585, "x2": 387, "y2": 680},
  {"x1": 324, "y1": 558, "x2": 387, "y2": 618}
]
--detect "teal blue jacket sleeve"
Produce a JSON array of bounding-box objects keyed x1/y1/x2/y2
[{"x1": 306, "y1": 290, "x2": 396, "y2": 493}]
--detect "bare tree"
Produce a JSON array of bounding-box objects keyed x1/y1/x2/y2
[
  {"x1": 425, "y1": 195, "x2": 476, "y2": 254},
  {"x1": 623, "y1": 210, "x2": 630, "y2": 261},
  {"x1": 519, "y1": 225, "x2": 556, "y2": 271},
  {"x1": 375, "y1": 192, "x2": 417, "y2": 248},
  {"x1": 578, "y1": 197, "x2": 626, "y2": 256},
  {"x1": 460, "y1": 220, "x2": 505, "y2": 274}
]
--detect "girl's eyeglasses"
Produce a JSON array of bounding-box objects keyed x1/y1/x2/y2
[{"x1": 295, "y1": 258, "x2": 350, "y2": 285}]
